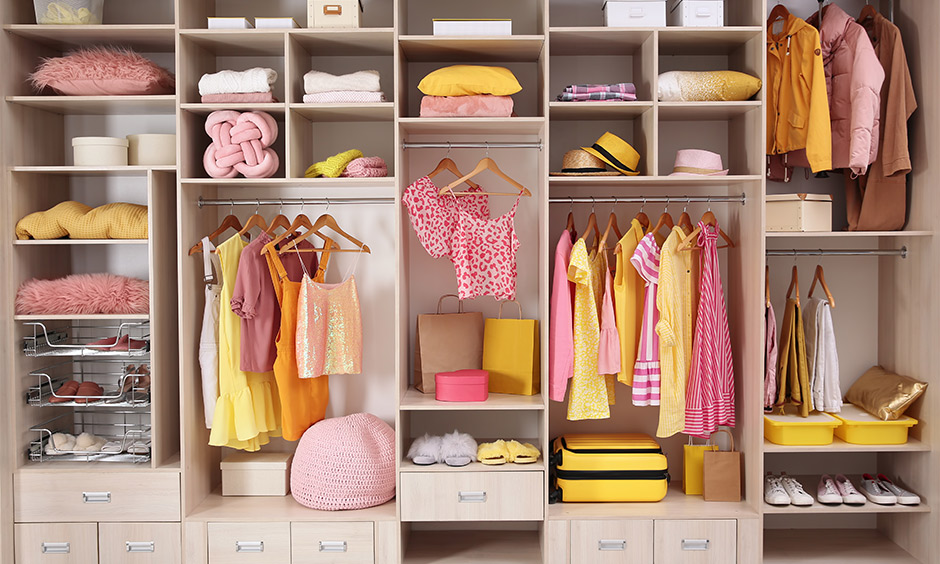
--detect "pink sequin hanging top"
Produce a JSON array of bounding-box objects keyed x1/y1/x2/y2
[
  {"x1": 402, "y1": 176, "x2": 489, "y2": 259},
  {"x1": 451, "y1": 195, "x2": 521, "y2": 300},
  {"x1": 296, "y1": 274, "x2": 363, "y2": 378}
]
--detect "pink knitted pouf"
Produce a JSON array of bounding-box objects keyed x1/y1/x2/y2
[{"x1": 291, "y1": 413, "x2": 396, "y2": 511}]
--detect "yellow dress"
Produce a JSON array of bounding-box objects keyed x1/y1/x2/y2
[
  {"x1": 209, "y1": 234, "x2": 282, "y2": 451},
  {"x1": 613, "y1": 219, "x2": 647, "y2": 385}
]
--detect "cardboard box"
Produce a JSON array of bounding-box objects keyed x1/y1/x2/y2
[
  {"x1": 766, "y1": 193, "x2": 833, "y2": 232},
  {"x1": 433, "y1": 19, "x2": 512, "y2": 36},
  {"x1": 221, "y1": 452, "x2": 293, "y2": 496},
  {"x1": 603, "y1": 1, "x2": 667, "y2": 27},
  {"x1": 668, "y1": 0, "x2": 724, "y2": 27},
  {"x1": 308, "y1": 0, "x2": 361, "y2": 28}
]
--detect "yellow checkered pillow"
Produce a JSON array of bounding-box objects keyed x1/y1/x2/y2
[{"x1": 16, "y1": 201, "x2": 148, "y2": 240}]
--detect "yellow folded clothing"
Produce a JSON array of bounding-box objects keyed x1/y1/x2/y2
[
  {"x1": 305, "y1": 149, "x2": 364, "y2": 178},
  {"x1": 16, "y1": 201, "x2": 148, "y2": 240}
]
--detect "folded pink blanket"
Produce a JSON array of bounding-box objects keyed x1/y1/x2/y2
[
  {"x1": 302, "y1": 91, "x2": 387, "y2": 103},
  {"x1": 341, "y1": 156, "x2": 387, "y2": 178},
  {"x1": 201, "y1": 92, "x2": 278, "y2": 103},
  {"x1": 419, "y1": 95, "x2": 514, "y2": 117}
]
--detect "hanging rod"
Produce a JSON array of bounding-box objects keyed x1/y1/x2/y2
[
  {"x1": 197, "y1": 197, "x2": 394, "y2": 208},
  {"x1": 549, "y1": 195, "x2": 746, "y2": 205},
  {"x1": 766, "y1": 247, "x2": 908, "y2": 259},
  {"x1": 402, "y1": 141, "x2": 543, "y2": 150}
]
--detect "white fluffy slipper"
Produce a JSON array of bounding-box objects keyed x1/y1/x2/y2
[
  {"x1": 441, "y1": 430, "x2": 478, "y2": 467},
  {"x1": 407, "y1": 434, "x2": 443, "y2": 465}
]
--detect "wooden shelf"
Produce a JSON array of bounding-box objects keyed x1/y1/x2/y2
[
  {"x1": 11, "y1": 165, "x2": 174, "y2": 176},
  {"x1": 549, "y1": 27, "x2": 652, "y2": 55},
  {"x1": 4, "y1": 24, "x2": 176, "y2": 51},
  {"x1": 764, "y1": 529, "x2": 921, "y2": 564},
  {"x1": 550, "y1": 175, "x2": 761, "y2": 188},
  {"x1": 179, "y1": 29, "x2": 286, "y2": 55},
  {"x1": 658, "y1": 101, "x2": 762, "y2": 120},
  {"x1": 400, "y1": 458, "x2": 545, "y2": 473},
  {"x1": 7, "y1": 95, "x2": 176, "y2": 115},
  {"x1": 766, "y1": 231, "x2": 933, "y2": 238},
  {"x1": 188, "y1": 489, "x2": 397, "y2": 522},
  {"x1": 658, "y1": 26, "x2": 764, "y2": 55},
  {"x1": 404, "y1": 530, "x2": 541, "y2": 564},
  {"x1": 290, "y1": 102, "x2": 395, "y2": 122},
  {"x1": 549, "y1": 101, "x2": 652, "y2": 120},
  {"x1": 548, "y1": 481, "x2": 756, "y2": 520},
  {"x1": 180, "y1": 103, "x2": 286, "y2": 116},
  {"x1": 400, "y1": 388, "x2": 544, "y2": 411},
  {"x1": 181, "y1": 177, "x2": 396, "y2": 190},
  {"x1": 398, "y1": 35, "x2": 545, "y2": 62},
  {"x1": 764, "y1": 437, "x2": 929, "y2": 454},
  {"x1": 399, "y1": 117, "x2": 545, "y2": 135},
  {"x1": 291, "y1": 28, "x2": 395, "y2": 55},
  {"x1": 14, "y1": 314, "x2": 150, "y2": 321},
  {"x1": 14, "y1": 239, "x2": 148, "y2": 246}
]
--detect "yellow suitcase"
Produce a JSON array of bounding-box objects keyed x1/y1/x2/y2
[{"x1": 549, "y1": 434, "x2": 669, "y2": 503}]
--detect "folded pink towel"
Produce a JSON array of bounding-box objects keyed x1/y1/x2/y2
[
  {"x1": 203, "y1": 110, "x2": 279, "y2": 178},
  {"x1": 341, "y1": 156, "x2": 388, "y2": 178},
  {"x1": 201, "y1": 92, "x2": 278, "y2": 103},
  {"x1": 302, "y1": 91, "x2": 387, "y2": 103},
  {"x1": 419, "y1": 95, "x2": 514, "y2": 117}
]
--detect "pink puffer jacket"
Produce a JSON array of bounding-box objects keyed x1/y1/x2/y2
[{"x1": 808, "y1": 4, "x2": 885, "y2": 176}]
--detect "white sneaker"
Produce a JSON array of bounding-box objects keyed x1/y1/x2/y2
[
  {"x1": 764, "y1": 473, "x2": 790, "y2": 505},
  {"x1": 834, "y1": 474, "x2": 866, "y2": 505},
  {"x1": 817, "y1": 475, "x2": 842, "y2": 504},
  {"x1": 861, "y1": 473, "x2": 897, "y2": 505},
  {"x1": 780, "y1": 474, "x2": 814, "y2": 506},
  {"x1": 877, "y1": 474, "x2": 920, "y2": 505}
]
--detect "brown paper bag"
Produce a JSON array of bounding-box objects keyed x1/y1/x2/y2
[
  {"x1": 414, "y1": 295, "x2": 484, "y2": 394},
  {"x1": 703, "y1": 429, "x2": 742, "y2": 502}
]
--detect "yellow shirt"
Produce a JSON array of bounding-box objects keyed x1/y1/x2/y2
[{"x1": 613, "y1": 219, "x2": 647, "y2": 385}]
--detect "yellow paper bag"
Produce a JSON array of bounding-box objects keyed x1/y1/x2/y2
[
  {"x1": 683, "y1": 436, "x2": 718, "y2": 495},
  {"x1": 483, "y1": 301, "x2": 540, "y2": 396}
]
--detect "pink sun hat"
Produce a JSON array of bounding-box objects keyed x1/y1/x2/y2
[{"x1": 669, "y1": 149, "x2": 729, "y2": 176}]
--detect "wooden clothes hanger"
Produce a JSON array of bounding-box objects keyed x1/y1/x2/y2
[
  {"x1": 615, "y1": 201, "x2": 651, "y2": 255},
  {"x1": 859, "y1": 2, "x2": 878, "y2": 22},
  {"x1": 768, "y1": 3, "x2": 790, "y2": 25},
  {"x1": 678, "y1": 203, "x2": 695, "y2": 234},
  {"x1": 236, "y1": 201, "x2": 268, "y2": 238},
  {"x1": 677, "y1": 209, "x2": 736, "y2": 252},
  {"x1": 188, "y1": 203, "x2": 244, "y2": 255},
  {"x1": 598, "y1": 199, "x2": 623, "y2": 250},
  {"x1": 262, "y1": 201, "x2": 328, "y2": 256},
  {"x1": 439, "y1": 157, "x2": 532, "y2": 197},
  {"x1": 582, "y1": 205, "x2": 600, "y2": 253},
  {"x1": 279, "y1": 213, "x2": 372, "y2": 255},
  {"x1": 787, "y1": 264, "x2": 800, "y2": 307},
  {"x1": 264, "y1": 202, "x2": 292, "y2": 236},
  {"x1": 808, "y1": 264, "x2": 836, "y2": 308},
  {"x1": 651, "y1": 201, "x2": 675, "y2": 240},
  {"x1": 428, "y1": 154, "x2": 481, "y2": 190}
]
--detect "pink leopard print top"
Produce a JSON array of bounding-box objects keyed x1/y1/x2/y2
[
  {"x1": 402, "y1": 176, "x2": 489, "y2": 259},
  {"x1": 451, "y1": 195, "x2": 521, "y2": 300}
]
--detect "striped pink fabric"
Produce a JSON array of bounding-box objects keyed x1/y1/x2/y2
[
  {"x1": 684, "y1": 222, "x2": 735, "y2": 438},
  {"x1": 630, "y1": 233, "x2": 661, "y2": 406},
  {"x1": 565, "y1": 83, "x2": 636, "y2": 95}
]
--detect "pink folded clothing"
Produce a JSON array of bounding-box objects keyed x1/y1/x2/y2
[
  {"x1": 341, "y1": 156, "x2": 388, "y2": 178},
  {"x1": 201, "y1": 92, "x2": 278, "y2": 104},
  {"x1": 88, "y1": 334, "x2": 148, "y2": 352},
  {"x1": 302, "y1": 91, "x2": 387, "y2": 103},
  {"x1": 419, "y1": 95, "x2": 514, "y2": 117},
  {"x1": 565, "y1": 83, "x2": 636, "y2": 95}
]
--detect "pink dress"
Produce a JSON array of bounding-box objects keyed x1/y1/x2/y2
[
  {"x1": 549, "y1": 230, "x2": 576, "y2": 402},
  {"x1": 764, "y1": 301, "x2": 777, "y2": 409},
  {"x1": 597, "y1": 252, "x2": 621, "y2": 376},
  {"x1": 684, "y1": 222, "x2": 735, "y2": 438},
  {"x1": 451, "y1": 196, "x2": 521, "y2": 301},
  {"x1": 402, "y1": 176, "x2": 489, "y2": 259},
  {"x1": 631, "y1": 233, "x2": 661, "y2": 407}
]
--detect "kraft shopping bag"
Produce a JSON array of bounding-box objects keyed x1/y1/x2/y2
[
  {"x1": 414, "y1": 295, "x2": 484, "y2": 394},
  {"x1": 482, "y1": 300, "x2": 540, "y2": 395},
  {"x1": 683, "y1": 436, "x2": 718, "y2": 495},
  {"x1": 703, "y1": 429, "x2": 742, "y2": 502}
]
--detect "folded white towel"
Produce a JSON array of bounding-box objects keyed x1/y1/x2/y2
[
  {"x1": 304, "y1": 70, "x2": 380, "y2": 94},
  {"x1": 198, "y1": 67, "x2": 277, "y2": 96}
]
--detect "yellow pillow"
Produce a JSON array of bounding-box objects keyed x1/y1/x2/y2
[
  {"x1": 15, "y1": 201, "x2": 148, "y2": 240},
  {"x1": 418, "y1": 65, "x2": 522, "y2": 97},
  {"x1": 658, "y1": 70, "x2": 762, "y2": 102},
  {"x1": 844, "y1": 366, "x2": 927, "y2": 421}
]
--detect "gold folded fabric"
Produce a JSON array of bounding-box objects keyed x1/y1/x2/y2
[
  {"x1": 844, "y1": 366, "x2": 927, "y2": 421},
  {"x1": 16, "y1": 201, "x2": 148, "y2": 240}
]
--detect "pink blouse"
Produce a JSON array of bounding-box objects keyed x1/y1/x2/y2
[
  {"x1": 597, "y1": 260, "x2": 621, "y2": 376},
  {"x1": 549, "y1": 230, "x2": 575, "y2": 402}
]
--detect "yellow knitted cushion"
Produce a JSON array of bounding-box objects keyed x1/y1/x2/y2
[
  {"x1": 16, "y1": 201, "x2": 148, "y2": 240},
  {"x1": 305, "y1": 149, "x2": 364, "y2": 178}
]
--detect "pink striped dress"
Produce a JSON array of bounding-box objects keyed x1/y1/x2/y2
[
  {"x1": 684, "y1": 222, "x2": 735, "y2": 438},
  {"x1": 630, "y1": 233, "x2": 661, "y2": 406}
]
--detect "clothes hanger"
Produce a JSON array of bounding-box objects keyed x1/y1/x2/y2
[
  {"x1": 859, "y1": 0, "x2": 878, "y2": 23},
  {"x1": 279, "y1": 210, "x2": 372, "y2": 255},
  {"x1": 787, "y1": 264, "x2": 800, "y2": 307},
  {"x1": 766, "y1": 265, "x2": 771, "y2": 308},
  {"x1": 264, "y1": 200, "x2": 292, "y2": 236},
  {"x1": 439, "y1": 144, "x2": 532, "y2": 197},
  {"x1": 616, "y1": 198, "x2": 649, "y2": 255},
  {"x1": 598, "y1": 197, "x2": 623, "y2": 250},
  {"x1": 581, "y1": 197, "x2": 599, "y2": 252},
  {"x1": 808, "y1": 264, "x2": 836, "y2": 308},
  {"x1": 768, "y1": 3, "x2": 790, "y2": 24},
  {"x1": 565, "y1": 197, "x2": 577, "y2": 236},
  {"x1": 236, "y1": 200, "x2": 268, "y2": 238},
  {"x1": 677, "y1": 200, "x2": 736, "y2": 252},
  {"x1": 651, "y1": 198, "x2": 675, "y2": 240},
  {"x1": 261, "y1": 199, "x2": 326, "y2": 255},
  {"x1": 188, "y1": 200, "x2": 244, "y2": 255},
  {"x1": 428, "y1": 143, "x2": 481, "y2": 190},
  {"x1": 678, "y1": 200, "x2": 695, "y2": 233}
]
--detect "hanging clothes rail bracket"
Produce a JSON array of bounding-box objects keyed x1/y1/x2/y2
[
  {"x1": 402, "y1": 141, "x2": 543, "y2": 151},
  {"x1": 548, "y1": 194, "x2": 746, "y2": 205},
  {"x1": 766, "y1": 247, "x2": 908, "y2": 259},
  {"x1": 197, "y1": 197, "x2": 395, "y2": 208}
]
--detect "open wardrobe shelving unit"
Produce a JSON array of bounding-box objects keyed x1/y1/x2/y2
[{"x1": 0, "y1": 0, "x2": 937, "y2": 562}]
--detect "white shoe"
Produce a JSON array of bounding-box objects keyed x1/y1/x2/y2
[
  {"x1": 817, "y1": 475, "x2": 842, "y2": 504},
  {"x1": 877, "y1": 474, "x2": 920, "y2": 505},
  {"x1": 764, "y1": 473, "x2": 790, "y2": 505},
  {"x1": 780, "y1": 474, "x2": 814, "y2": 506},
  {"x1": 834, "y1": 474, "x2": 866, "y2": 505},
  {"x1": 440, "y1": 430, "x2": 478, "y2": 467},
  {"x1": 406, "y1": 434, "x2": 442, "y2": 465},
  {"x1": 861, "y1": 473, "x2": 897, "y2": 505}
]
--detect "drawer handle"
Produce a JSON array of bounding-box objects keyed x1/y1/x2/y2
[
  {"x1": 319, "y1": 540, "x2": 348, "y2": 553},
  {"x1": 82, "y1": 491, "x2": 111, "y2": 503},
  {"x1": 127, "y1": 541, "x2": 155, "y2": 553},
  {"x1": 42, "y1": 542, "x2": 70, "y2": 554},
  {"x1": 235, "y1": 541, "x2": 264, "y2": 553},
  {"x1": 682, "y1": 539, "x2": 710, "y2": 551},
  {"x1": 598, "y1": 539, "x2": 626, "y2": 551},
  {"x1": 323, "y1": 5, "x2": 342, "y2": 15},
  {"x1": 458, "y1": 491, "x2": 487, "y2": 503}
]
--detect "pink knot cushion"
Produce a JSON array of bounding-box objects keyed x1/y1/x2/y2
[
  {"x1": 203, "y1": 110, "x2": 279, "y2": 178},
  {"x1": 291, "y1": 413, "x2": 396, "y2": 511},
  {"x1": 341, "y1": 156, "x2": 388, "y2": 178},
  {"x1": 15, "y1": 273, "x2": 149, "y2": 315},
  {"x1": 30, "y1": 47, "x2": 175, "y2": 96}
]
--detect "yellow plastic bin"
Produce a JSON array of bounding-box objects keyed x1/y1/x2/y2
[
  {"x1": 764, "y1": 412, "x2": 841, "y2": 445},
  {"x1": 832, "y1": 404, "x2": 918, "y2": 445}
]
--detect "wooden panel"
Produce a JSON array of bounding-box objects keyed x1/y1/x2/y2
[
  {"x1": 14, "y1": 523, "x2": 98, "y2": 564},
  {"x1": 207, "y1": 522, "x2": 290, "y2": 564},
  {"x1": 373, "y1": 521, "x2": 398, "y2": 564},
  {"x1": 291, "y1": 522, "x2": 374, "y2": 564},
  {"x1": 736, "y1": 518, "x2": 759, "y2": 564},
  {"x1": 184, "y1": 521, "x2": 208, "y2": 564},
  {"x1": 653, "y1": 520, "x2": 736, "y2": 564},
  {"x1": 399, "y1": 471, "x2": 544, "y2": 521},
  {"x1": 570, "y1": 519, "x2": 653, "y2": 564},
  {"x1": 544, "y1": 520, "x2": 569, "y2": 564},
  {"x1": 98, "y1": 522, "x2": 182, "y2": 564}
]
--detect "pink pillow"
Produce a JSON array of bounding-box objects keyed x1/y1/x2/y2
[
  {"x1": 15, "y1": 273, "x2": 149, "y2": 315},
  {"x1": 30, "y1": 47, "x2": 175, "y2": 96}
]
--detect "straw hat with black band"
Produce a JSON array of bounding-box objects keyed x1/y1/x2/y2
[
  {"x1": 550, "y1": 149, "x2": 622, "y2": 176},
  {"x1": 581, "y1": 132, "x2": 641, "y2": 176}
]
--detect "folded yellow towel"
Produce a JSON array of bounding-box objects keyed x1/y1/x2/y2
[
  {"x1": 305, "y1": 149, "x2": 364, "y2": 178},
  {"x1": 16, "y1": 201, "x2": 148, "y2": 240}
]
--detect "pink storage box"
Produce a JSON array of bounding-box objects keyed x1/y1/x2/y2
[{"x1": 435, "y1": 370, "x2": 489, "y2": 402}]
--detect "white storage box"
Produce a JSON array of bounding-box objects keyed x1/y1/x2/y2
[
  {"x1": 668, "y1": 0, "x2": 724, "y2": 27},
  {"x1": 35, "y1": 0, "x2": 103, "y2": 24},
  {"x1": 604, "y1": 1, "x2": 667, "y2": 27},
  {"x1": 127, "y1": 134, "x2": 176, "y2": 166},
  {"x1": 308, "y1": 0, "x2": 361, "y2": 28},
  {"x1": 255, "y1": 17, "x2": 300, "y2": 29},
  {"x1": 207, "y1": 17, "x2": 253, "y2": 29},
  {"x1": 433, "y1": 19, "x2": 512, "y2": 36},
  {"x1": 766, "y1": 193, "x2": 833, "y2": 232},
  {"x1": 72, "y1": 136, "x2": 128, "y2": 167},
  {"x1": 221, "y1": 452, "x2": 293, "y2": 496}
]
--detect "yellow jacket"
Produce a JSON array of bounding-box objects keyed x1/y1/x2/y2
[{"x1": 767, "y1": 14, "x2": 832, "y2": 172}]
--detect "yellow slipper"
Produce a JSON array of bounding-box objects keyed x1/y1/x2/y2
[
  {"x1": 477, "y1": 440, "x2": 509, "y2": 465},
  {"x1": 506, "y1": 440, "x2": 540, "y2": 464}
]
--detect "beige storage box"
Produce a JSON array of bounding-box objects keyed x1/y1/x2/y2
[
  {"x1": 221, "y1": 452, "x2": 293, "y2": 496},
  {"x1": 604, "y1": 1, "x2": 667, "y2": 27},
  {"x1": 668, "y1": 0, "x2": 724, "y2": 26},
  {"x1": 766, "y1": 193, "x2": 833, "y2": 232},
  {"x1": 308, "y1": 0, "x2": 361, "y2": 28},
  {"x1": 72, "y1": 136, "x2": 128, "y2": 167},
  {"x1": 127, "y1": 134, "x2": 176, "y2": 166}
]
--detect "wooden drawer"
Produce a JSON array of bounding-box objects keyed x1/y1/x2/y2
[
  {"x1": 291, "y1": 522, "x2": 374, "y2": 564},
  {"x1": 14, "y1": 471, "x2": 181, "y2": 523},
  {"x1": 208, "y1": 522, "x2": 290, "y2": 564},
  {"x1": 15, "y1": 523, "x2": 98, "y2": 564},
  {"x1": 98, "y1": 523, "x2": 181, "y2": 564},
  {"x1": 400, "y1": 471, "x2": 543, "y2": 521},
  {"x1": 571, "y1": 520, "x2": 653, "y2": 564},
  {"x1": 654, "y1": 520, "x2": 736, "y2": 564}
]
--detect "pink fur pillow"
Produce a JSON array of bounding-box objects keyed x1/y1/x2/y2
[
  {"x1": 30, "y1": 47, "x2": 175, "y2": 96},
  {"x1": 16, "y1": 274, "x2": 149, "y2": 315}
]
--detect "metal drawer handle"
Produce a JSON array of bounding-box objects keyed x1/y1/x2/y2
[
  {"x1": 319, "y1": 540, "x2": 348, "y2": 553},
  {"x1": 235, "y1": 541, "x2": 264, "y2": 553},
  {"x1": 682, "y1": 539, "x2": 710, "y2": 551},
  {"x1": 323, "y1": 5, "x2": 342, "y2": 15},
  {"x1": 82, "y1": 491, "x2": 111, "y2": 503},
  {"x1": 458, "y1": 491, "x2": 487, "y2": 503},
  {"x1": 598, "y1": 539, "x2": 626, "y2": 551},
  {"x1": 42, "y1": 542, "x2": 70, "y2": 554},
  {"x1": 127, "y1": 541, "x2": 155, "y2": 553}
]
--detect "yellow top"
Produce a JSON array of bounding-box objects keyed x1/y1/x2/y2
[
  {"x1": 304, "y1": 149, "x2": 363, "y2": 178},
  {"x1": 15, "y1": 201, "x2": 148, "y2": 240},
  {"x1": 613, "y1": 219, "x2": 646, "y2": 385}
]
